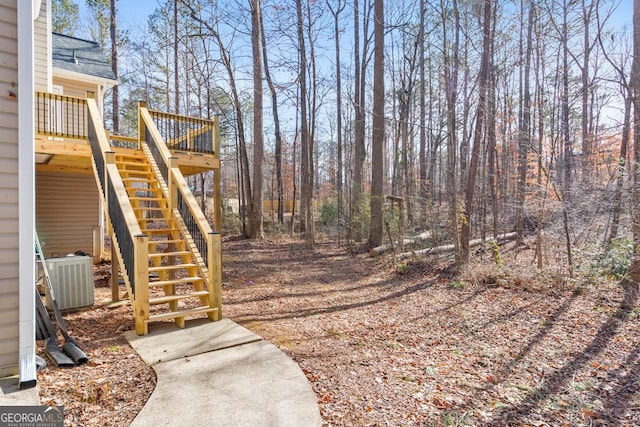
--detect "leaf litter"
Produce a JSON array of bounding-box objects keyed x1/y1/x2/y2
[{"x1": 36, "y1": 234, "x2": 639, "y2": 426}]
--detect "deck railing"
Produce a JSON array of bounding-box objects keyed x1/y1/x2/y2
[
  {"x1": 177, "y1": 191, "x2": 208, "y2": 262},
  {"x1": 35, "y1": 92, "x2": 88, "y2": 139},
  {"x1": 109, "y1": 134, "x2": 139, "y2": 149},
  {"x1": 148, "y1": 109, "x2": 215, "y2": 155}
]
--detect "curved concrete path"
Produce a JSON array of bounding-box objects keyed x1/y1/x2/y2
[{"x1": 125, "y1": 318, "x2": 322, "y2": 427}]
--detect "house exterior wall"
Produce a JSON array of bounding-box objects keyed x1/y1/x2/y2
[
  {"x1": 52, "y1": 75, "x2": 100, "y2": 99},
  {"x1": 36, "y1": 172, "x2": 100, "y2": 259},
  {"x1": 33, "y1": 0, "x2": 49, "y2": 92},
  {"x1": 0, "y1": 0, "x2": 19, "y2": 378}
]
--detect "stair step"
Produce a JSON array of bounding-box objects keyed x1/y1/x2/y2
[
  {"x1": 146, "y1": 306, "x2": 218, "y2": 323},
  {"x1": 115, "y1": 152, "x2": 145, "y2": 159},
  {"x1": 120, "y1": 172, "x2": 154, "y2": 179},
  {"x1": 141, "y1": 228, "x2": 180, "y2": 234},
  {"x1": 134, "y1": 206, "x2": 169, "y2": 212},
  {"x1": 117, "y1": 160, "x2": 151, "y2": 168},
  {"x1": 118, "y1": 166, "x2": 152, "y2": 172},
  {"x1": 148, "y1": 250, "x2": 190, "y2": 258},
  {"x1": 149, "y1": 291, "x2": 210, "y2": 305},
  {"x1": 122, "y1": 177, "x2": 154, "y2": 183},
  {"x1": 138, "y1": 219, "x2": 169, "y2": 224},
  {"x1": 148, "y1": 239, "x2": 183, "y2": 246},
  {"x1": 150, "y1": 276, "x2": 203, "y2": 287},
  {"x1": 126, "y1": 189, "x2": 162, "y2": 195},
  {"x1": 149, "y1": 263, "x2": 197, "y2": 272},
  {"x1": 130, "y1": 196, "x2": 165, "y2": 202}
]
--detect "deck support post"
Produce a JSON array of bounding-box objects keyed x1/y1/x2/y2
[
  {"x1": 208, "y1": 232, "x2": 223, "y2": 320},
  {"x1": 134, "y1": 234, "x2": 149, "y2": 335}
]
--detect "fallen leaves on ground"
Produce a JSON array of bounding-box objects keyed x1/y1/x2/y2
[{"x1": 37, "y1": 234, "x2": 640, "y2": 426}]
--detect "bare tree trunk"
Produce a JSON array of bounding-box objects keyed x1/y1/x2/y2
[
  {"x1": 580, "y1": 0, "x2": 594, "y2": 180},
  {"x1": 174, "y1": 0, "x2": 179, "y2": 114},
  {"x1": 368, "y1": 0, "x2": 384, "y2": 248},
  {"x1": 249, "y1": 0, "x2": 264, "y2": 239},
  {"x1": 352, "y1": 0, "x2": 370, "y2": 242},
  {"x1": 460, "y1": 0, "x2": 492, "y2": 264},
  {"x1": 515, "y1": 2, "x2": 534, "y2": 247},
  {"x1": 260, "y1": 10, "x2": 284, "y2": 225},
  {"x1": 442, "y1": 0, "x2": 461, "y2": 264},
  {"x1": 306, "y1": 0, "x2": 316, "y2": 243},
  {"x1": 630, "y1": 0, "x2": 640, "y2": 284},
  {"x1": 597, "y1": 7, "x2": 631, "y2": 248},
  {"x1": 328, "y1": 0, "x2": 346, "y2": 221},
  {"x1": 352, "y1": 0, "x2": 364, "y2": 242},
  {"x1": 297, "y1": 0, "x2": 313, "y2": 247},
  {"x1": 562, "y1": 0, "x2": 572, "y2": 198},
  {"x1": 487, "y1": 4, "x2": 498, "y2": 238},
  {"x1": 110, "y1": 0, "x2": 119, "y2": 133},
  {"x1": 535, "y1": 24, "x2": 546, "y2": 269},
  {"x1": 418, "y1": 0, "x2": 427, "y2": 226}
]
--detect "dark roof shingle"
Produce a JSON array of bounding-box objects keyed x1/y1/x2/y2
[{"x1": 52, "y1": 32, "x2": 117, "y2": 82}]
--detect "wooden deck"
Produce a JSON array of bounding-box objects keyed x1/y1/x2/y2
[{"x1": 34, "y1": 92, "x2": 219, "y2": 176}]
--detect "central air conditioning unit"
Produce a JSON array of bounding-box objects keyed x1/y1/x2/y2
[{"x1": 44, "y1": 256, "x2": 94, "y2": 311}]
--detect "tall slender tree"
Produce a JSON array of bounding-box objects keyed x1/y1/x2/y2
[
  {"x1": 631, "y1": 0, "x2": 640, "y2": 285},
  {"x1": 297, "y1": 0, "x2": 313, "y2": 247},
  {"x1": 442, "y1": 0, "x2": 461, "y2": 263},
  {"x1": 110, "y1": 0, "x2": 119, "y2": 133},
  {"x1": 515, "y1": 2, "x2": 534, "y2": 247},
  {"x1": 369, "y1": 0, "x2": 384, "y2": 248},
  {"x1": 460, "y1": 0, "x2": 492, "y2": 263},
  {"x1": 328, "y1": 0, "x2": 346, "y2": 220},
  {"x1": 260, "y1": 7, "x2": 284, "y2": 225},
  {"x1": 249, "y1": 0, "x2": 264, "y2": 239}
]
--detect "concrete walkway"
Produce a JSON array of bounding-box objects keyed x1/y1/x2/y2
[
  {"x1": 125, "y1": 318, "x2": 322, "y2": 427},
  {"x1": 0, "y1": 376, "x2": 40, "y2": 406}
]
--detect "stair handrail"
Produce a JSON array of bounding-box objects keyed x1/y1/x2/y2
[
  {"x1": 138, "y1": 103, "x2": 222, "y2": 318},
  {"x1": 87, "y1": 97, "x2": 149, "y2": 335}
]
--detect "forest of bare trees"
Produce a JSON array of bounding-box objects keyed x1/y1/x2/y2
[{"x1": 55, "y1": 0, "x2": 639, "y2": 279}]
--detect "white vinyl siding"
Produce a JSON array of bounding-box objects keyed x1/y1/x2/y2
[
  {"x1": 33, "y1": 0, "x2": 48, "y2": 91},
  {"x1": 0, "y1": 0, "x2": 19, "y2": 378},
  {"x1": 52, "y1": 76, "x2": 98, "y2": 99},
  {"x1": 36, "y1": 172, "x2": 99, "y2": 258}
]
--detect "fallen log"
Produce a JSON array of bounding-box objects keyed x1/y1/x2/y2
[
  {"x1": 370, "y1": 231, "x2": 433, "y2": 257},
  {"x1": 396, "y1": 232, "x2": 516, "y2": 261}
]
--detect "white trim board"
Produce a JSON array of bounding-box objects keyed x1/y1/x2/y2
[{"x1": 18, "y1": 0, "x2": 36, "y2": 389}]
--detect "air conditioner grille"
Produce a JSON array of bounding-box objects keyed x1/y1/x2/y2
[{"x1": 45, "y1": 256, "x2": 94, "y2": 311}]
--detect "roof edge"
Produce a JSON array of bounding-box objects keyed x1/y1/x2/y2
[
  {"x1": 52, "y1": 32, "x2": 101, "y2": 47},
  {"x1": 53, "y1": 67, "x2": 119, "y2": 88}
]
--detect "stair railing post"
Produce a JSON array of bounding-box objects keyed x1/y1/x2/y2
[
  {"x1": 208, "y1": 232, "x2": 223, "y2": 320},
  {"x1": 134, "y1": 234, "x2": 149, "y2": 335},
  {"x1": 104, "y1": 151, "x2": 115, "y2": 229},
  {"x1": 168, "y1": 160, "x2": 179, "y2": 210},
  {"x1": 138, "y1": 101, "x2": 146, "y2": 151},
  {"x1": 213, "y1": 116, "x2": 222, "y2": 232}
]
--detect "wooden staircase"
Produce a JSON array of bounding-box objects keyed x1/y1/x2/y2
[{"x1": 114, "y1": 151, "x2": 218, "y2": 329}]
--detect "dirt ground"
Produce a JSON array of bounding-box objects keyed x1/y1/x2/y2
[{"x1": 37, "y1": 234, "x2": 640, "y2": 426}]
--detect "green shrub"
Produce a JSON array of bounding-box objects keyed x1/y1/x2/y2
[
  {"x1": 320, "y1": 201, "x2": 339, "y2": 226},
  {"x1": 601, "y1": 237, "x2": 633, "y2": 279}
]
